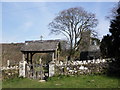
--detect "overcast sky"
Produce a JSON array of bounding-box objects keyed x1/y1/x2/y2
[{"x1": 1, "y1": 1, "x2": 118, "y2": 43}]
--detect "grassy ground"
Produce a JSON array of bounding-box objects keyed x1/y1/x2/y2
[{"x1": 2, "y1": 75, "x2": 120, "y2": 88}]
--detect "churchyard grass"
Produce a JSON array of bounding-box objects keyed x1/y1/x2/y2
[{"x1": 2, "y1": 75, "x2": 120, "y2": 88}]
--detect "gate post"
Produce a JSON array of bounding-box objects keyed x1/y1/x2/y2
[
  {"x1": 19, "y1": 61, "x2": 27, "y2": 77},
  {"x1": 49, "y1": 61, "x2": 55, "y2": 77}
]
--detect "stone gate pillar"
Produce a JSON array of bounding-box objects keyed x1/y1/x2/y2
[
  {"x1": 19, "y1": 61, "x2": 27, "y2": 77},
  {"x1": 49, "y1": 61, "x2": 55, "y2": 77}
]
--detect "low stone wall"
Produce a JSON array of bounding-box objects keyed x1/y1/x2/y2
[
  {"x1": 1, "y1": 66, "x2": 19, "y2": 80},
  {"x1": 54, "y1": 59, "x2": 108, "y2": 76},
  {"x1": 2, "y1": 69, "x2": 19, "y2": 80}
]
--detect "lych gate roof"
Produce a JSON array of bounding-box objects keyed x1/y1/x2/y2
[{"x1": 21, "y1": 40, "x2": 60, "y2": 52}]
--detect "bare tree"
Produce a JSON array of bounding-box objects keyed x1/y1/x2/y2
[{"x1": 48, "y1": 7, "x2": 98, "y2": 60}]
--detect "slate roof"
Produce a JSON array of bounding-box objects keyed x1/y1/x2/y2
[{"x1": 21, "y1": 40, "x2": 60, "y2": 52}]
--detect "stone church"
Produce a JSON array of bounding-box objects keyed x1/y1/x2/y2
[{"x1": 79, "y1": 31, "x2": 101, "y2": 60}]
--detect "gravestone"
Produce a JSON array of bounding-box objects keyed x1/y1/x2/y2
[
  {"x1": 19, "y1": 61, "x2": 27, "y2": 77},
  {"x1": 49, "y1": 61, "x2": 55, "y2": 77},
  {"x1": 7, "y1": 60, "x2": 10, "y2": 67}
]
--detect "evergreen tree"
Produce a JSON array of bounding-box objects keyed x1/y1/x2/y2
[
  {"x1": 100, "y1": 2, "x2": 120, "y2": 59},
  {"x1": 100, "y1": 2, "x2": 120, "y2": 76},
  {"x1": 109, "y1": 2, "x2": 120, "y2": 59},
  {"x1": 100, "y1": 34, "x2": 112, "y2": 58}
]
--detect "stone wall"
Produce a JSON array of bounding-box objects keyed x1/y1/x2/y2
[
  {"x1": 2, "y1": 66, "x2": 19, "y2": 80},
  {"x1": 54, "y1": 59, "x2": 108, "y2": 76},
  {"x1": 1, "y1": 59, "x2": 109, "y2": 80}
]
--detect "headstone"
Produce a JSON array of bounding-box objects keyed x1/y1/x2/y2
[
  {"x1": 49, "y1": 61, "x2": 55, "y2": 77},
  {"x1": 39, "y1": 58, "x2": 42, "y2": 64},
  {"x1": 7, "y1": 60, "x2": 10, "y2": 67},
  {"x1": 19, "y1": 61, "x2": 27, "y2": 77}
]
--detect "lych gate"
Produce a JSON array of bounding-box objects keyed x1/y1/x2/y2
[{"x1": 20, "y1": 40, "x2": 61, "y2": 79}]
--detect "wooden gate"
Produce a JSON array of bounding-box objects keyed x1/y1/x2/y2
[{"x1": 26, "y1": 63, "x2": 49, "y2": 80}]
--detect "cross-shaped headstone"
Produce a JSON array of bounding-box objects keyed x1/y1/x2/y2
[{"x1": 40, "y1": 35, "x2": 43, "y2": 41}]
